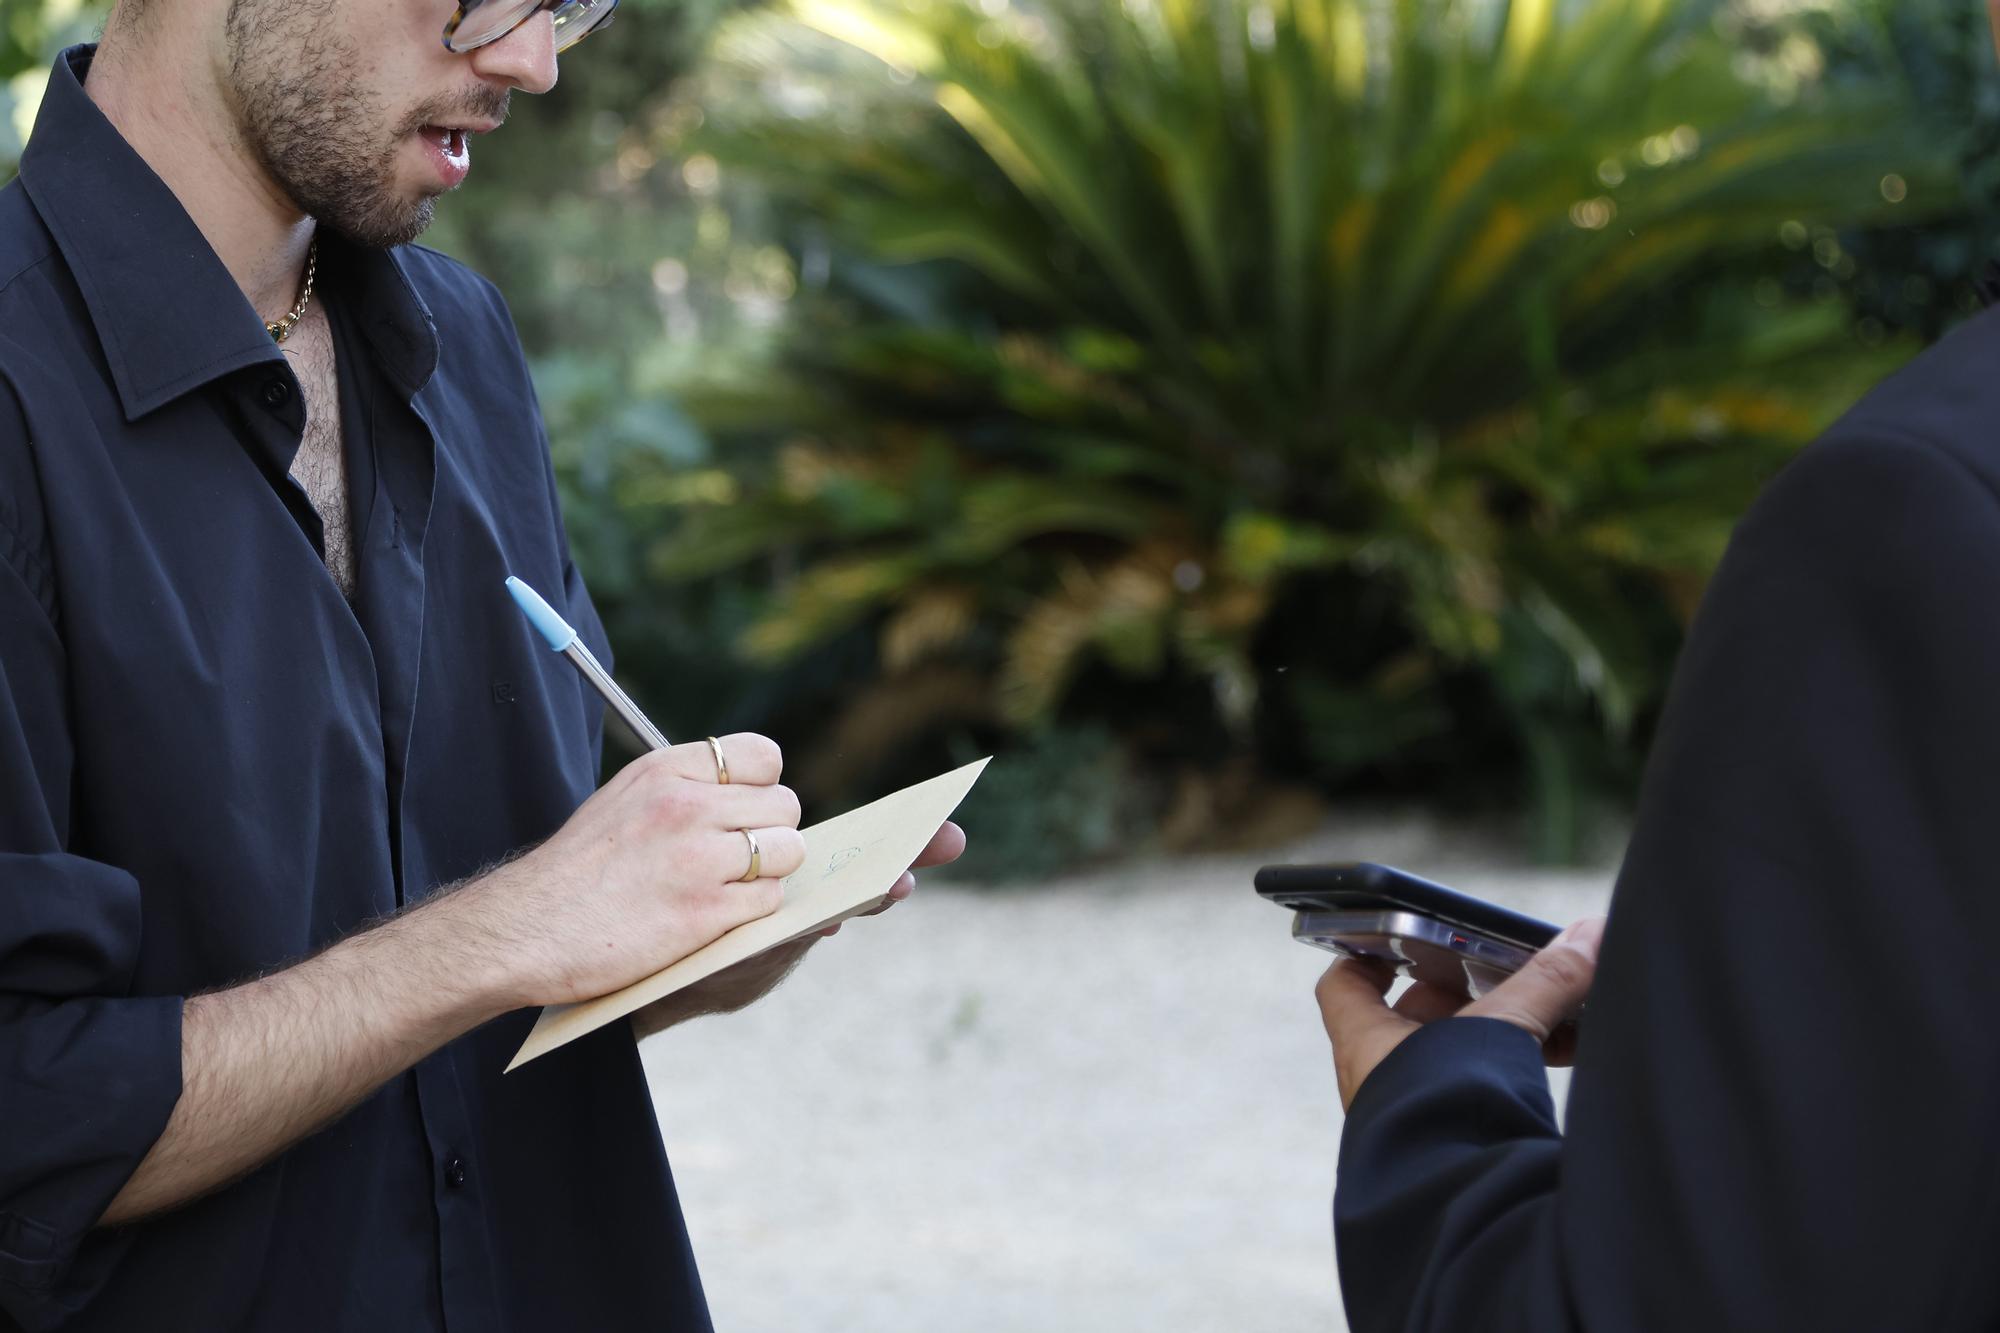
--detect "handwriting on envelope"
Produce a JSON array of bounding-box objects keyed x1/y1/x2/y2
[{"x1": 506, "y1": 757, "x2": 990, "y2": 1070}]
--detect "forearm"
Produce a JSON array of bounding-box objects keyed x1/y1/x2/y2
[
  {"x1": 95, "y1": 740, "x2": 804, "y2": 1228},
  {"x1": 100, "y1": 889, "x2": 513, "y2": 1226}
]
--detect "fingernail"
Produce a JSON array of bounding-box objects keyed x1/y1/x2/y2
[{"x1": 1552, "y1": 918, "x2": 1605, "y2": 963}]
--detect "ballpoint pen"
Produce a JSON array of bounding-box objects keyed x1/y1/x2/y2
[{"x1": 504, "y1": 575, "x2": 673, "y2": 752}]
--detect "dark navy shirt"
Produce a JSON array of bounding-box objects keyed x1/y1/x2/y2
[{"x1": 0, "y1": 47, "x2": 711, "y2": 1332}]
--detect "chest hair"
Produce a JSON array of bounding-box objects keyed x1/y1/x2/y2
[{"x1": 280, "y1": 305, "x2": 356, "y2": 600}]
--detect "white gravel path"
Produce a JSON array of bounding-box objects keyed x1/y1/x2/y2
[{"x1": 642, "y1": 809, "x2": 1620, "y2": 1332}]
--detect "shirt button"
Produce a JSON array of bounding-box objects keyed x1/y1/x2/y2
[
  {"x1": 444, "y1": 1156, "x2": 467, "y2": 1189},
  {"x1": 261, "y1": 378, "x2": 292, "y2": 408}
]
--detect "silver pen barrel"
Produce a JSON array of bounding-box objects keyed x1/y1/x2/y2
[{"x1": 564, "y1": 640, "x2": 672, "y2": 751}]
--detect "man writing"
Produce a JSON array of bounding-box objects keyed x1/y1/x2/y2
[
  {"x1": 0, "y1": 1, "x2": 963, "y2": 1328},
  {"x1": 1314, "y1": 5, "x2": 2000, "y2": 1329}
]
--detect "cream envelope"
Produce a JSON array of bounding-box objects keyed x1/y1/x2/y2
[{"x1": 506, "y1": 756, "x2": 990, "y2": 1070}]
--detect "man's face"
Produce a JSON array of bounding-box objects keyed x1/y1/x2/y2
[{"x1": 221, "y1": 0, "x2": 549, "y2": 247}]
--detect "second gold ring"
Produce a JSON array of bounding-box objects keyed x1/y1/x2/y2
[{"x1": 736, "y1": 828, "x2": 762, "y2": 882}]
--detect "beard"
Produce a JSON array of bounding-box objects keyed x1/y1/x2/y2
[{"x1": 222, "y1": 0, "x2": 508, "y2": 248}]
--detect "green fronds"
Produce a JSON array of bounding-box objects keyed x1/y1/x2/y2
[{"x1": 653, "y1": 0, "x2": 1963, "y2": 846}]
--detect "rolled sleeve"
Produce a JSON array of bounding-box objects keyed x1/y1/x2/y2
[{"x1": 0, "y1": 517, "x2": 183, "y2": 1322}]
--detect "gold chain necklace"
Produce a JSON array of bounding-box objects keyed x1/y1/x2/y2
[{"x1": 266, "y1": 237, "x2": 318, "y2": 343}]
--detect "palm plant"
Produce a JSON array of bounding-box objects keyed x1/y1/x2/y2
[
  {"x1": 617, "y1": 0, "x2": 1953, "y2": 859},
  {"x1": 2, "y1": 0, "x2": 112, "y2": 173}
]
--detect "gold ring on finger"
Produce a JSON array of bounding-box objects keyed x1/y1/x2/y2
[
  {"x1": 707, "y1": 736, "x2": 730, "y2": 785},
  {"x1": 737, "y1": 828, "x2": 762, "y2": 883}
]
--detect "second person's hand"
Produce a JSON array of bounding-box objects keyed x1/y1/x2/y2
[{"x1": 1315, "y1": 916, "x2": 1606, "y2": 1112}]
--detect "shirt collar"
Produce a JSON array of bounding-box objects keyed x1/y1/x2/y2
[
  {"x1": 317, "y1": 230, "x2": 442, "y2": 403},
  {"x1": 18, "y1": 45, "x2": 440, "y2": 419}
]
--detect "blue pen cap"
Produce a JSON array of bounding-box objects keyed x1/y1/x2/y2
[{"x1": 505, "y1": 575, "x2": 579, "y2": 652}]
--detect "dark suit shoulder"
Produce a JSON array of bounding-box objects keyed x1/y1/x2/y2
[
  {"x1": 1724, "y1": 316, "x2": 2000, "y2": 570},
  {"x1": 1820, "y1": 308, "x2": 2000, "y2": 492}
]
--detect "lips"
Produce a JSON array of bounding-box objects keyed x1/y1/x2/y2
[
  {"x1": 415, "y1": 124, "x2": 473, "y2": 188},
  {"x1": 420, "y1": 125, "x2": 468, "y2": 160}
]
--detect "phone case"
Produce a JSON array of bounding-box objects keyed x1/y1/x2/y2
[
  {"x1": 1258, "y1": 863, "x2": 1561, "y2": 999},
  {"x1": 1255, "y1": 863, "x2": 1558, "y2": 949}
]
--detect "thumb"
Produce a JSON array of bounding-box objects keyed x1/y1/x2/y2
[{"x1": 1461, "y1": 917, "x2": 1605, "y2": 1044}]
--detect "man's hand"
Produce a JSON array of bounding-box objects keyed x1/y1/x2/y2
[
  {"x1": 444, "y1": 732, "x2": 807, "y2": 1010},
  {"x1": 1315, "y1": 917, "x2": 1605, "y2": 1112},
  {"x1": 631, "y1": 818, "x2": 967, "y2": 1036}
]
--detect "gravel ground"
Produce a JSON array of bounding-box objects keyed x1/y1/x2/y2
[{"x1": 642, "y1": 809, "x2": 1620, "y2": 1332}]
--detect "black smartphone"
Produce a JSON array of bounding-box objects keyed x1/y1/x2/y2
[{"x1": 1256, "y1": 862, "x2": 1559, "y2": 999}]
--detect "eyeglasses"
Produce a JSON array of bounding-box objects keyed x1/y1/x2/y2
[{"x1": 442, "y1": 0, "x2": 618, "y2": 55}]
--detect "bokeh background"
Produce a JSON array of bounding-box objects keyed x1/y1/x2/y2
[
  {"x1": 10, "y1": 0, "x2": 1999, "y2": 869},
  {"x1": 6, "y1": 0, "x2": 2000, "y2": 1327}
]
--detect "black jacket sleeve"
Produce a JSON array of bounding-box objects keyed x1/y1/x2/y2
[
  {"x1": 1334, "y1": 431, "x2": 2000, "y2": 1332},
  {"x1": 0, "y1": 406, "x2": 183, "y2": 1327}
]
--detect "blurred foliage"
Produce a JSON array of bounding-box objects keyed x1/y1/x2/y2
[
  {"x1": 1, "y1": 0, "x2": 106, "y2": 165},
  {"x1": 422, "y1": 0, "x2": 745, "y2": 351},
  {"x1": 611, "y1": 0, "x2": 1962, "y2": 864},
  {"x1": 946, "y1": 723, "x2": 1137, "y2": 880},
  {"x1": 4, "y1": 0, "x2": 1998, "y2": 874},
  {"x1": 1793, "y1": 0, "x2": 2000, "y2": 339}
]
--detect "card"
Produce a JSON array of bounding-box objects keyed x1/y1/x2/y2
[{"x1": 506, "y1": 756, "x2": 990, "y2": 1070}]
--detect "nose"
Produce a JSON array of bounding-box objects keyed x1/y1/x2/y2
[{"x1": 468, "y1": 9, "x2": 558, "y2": 95}]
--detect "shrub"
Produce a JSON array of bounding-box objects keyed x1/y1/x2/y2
[{"x1": 592, "y1": 0, "x2": 1952, "y2": 865}]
